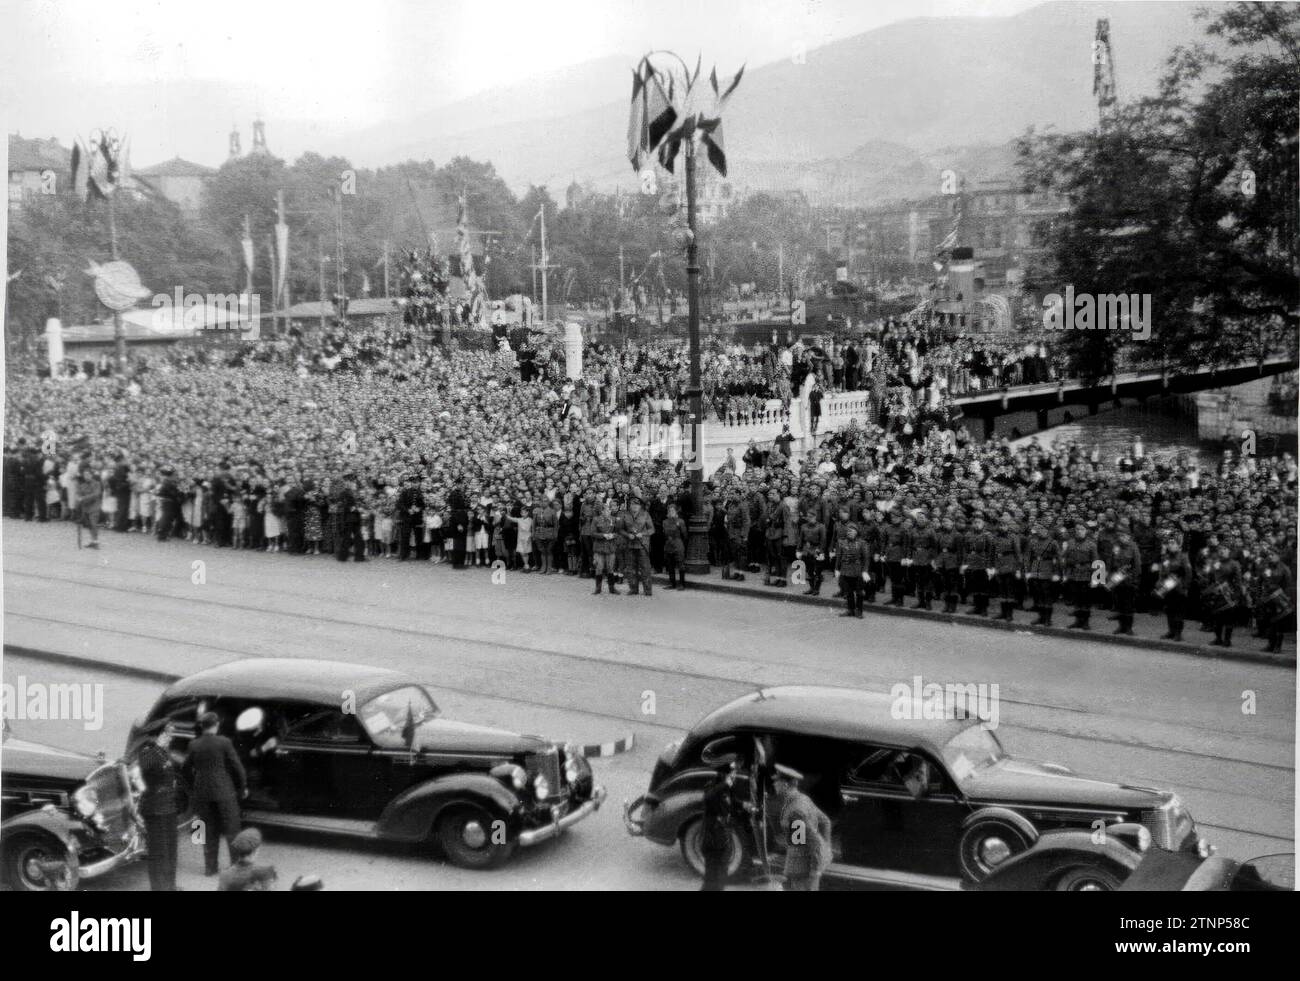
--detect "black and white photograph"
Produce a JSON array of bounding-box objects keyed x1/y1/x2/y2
[{"x1": 0, "y1": 0, "x2": 1296, "y2": 946}]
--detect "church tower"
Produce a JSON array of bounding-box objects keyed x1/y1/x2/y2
[
  {"x1": 228, "y1": 125, "x2": 242, "y2": 159},
  {"x1": 250, "y1": 118, "x2": 269, "y2": 156}
]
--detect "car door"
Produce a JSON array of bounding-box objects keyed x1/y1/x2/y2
[
  {"x1": 273, "y1": 707, "x2": 378, "y2": 818},
  {"x1": 836, "y1": 745, "x2": 968, "y2": 877}
]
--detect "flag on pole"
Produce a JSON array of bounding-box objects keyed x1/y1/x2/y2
[
  {"x1": 626, "y1": 58, "x2": 679, "y2": 173},
  {"x1": 275, "y1": 220, "x2": 289, "y2": 308},
  {"x1": 70, "y1": 138, "x2": 91, "y2": 201},
  {"x1": 241, "y1": 216, "x2": 255, "y2": 277}
]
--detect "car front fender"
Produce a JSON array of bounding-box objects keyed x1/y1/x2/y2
[
  {"x1": 376, "y1": 773, "x2": 522, "y2": 842},
  {"x1": 2, "y1": 808, "x2": 81, "y2": 849},
  {"x1": 637, "y1": 787, "x2": 708, "y2": 847},
  {"x1": 975, "y1": 829, "x2": 1143, "y2": 891}
]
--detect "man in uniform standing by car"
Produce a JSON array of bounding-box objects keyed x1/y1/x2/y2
[
  {"x1": 771, "y1": 764, "x2": 832, "y2": 891},
  {"x1": 136, "y1": 720, "x2": 180, "y2": 891},
  {"x1": 183, "y1": 711, "x2": 247, "y2": 877}
]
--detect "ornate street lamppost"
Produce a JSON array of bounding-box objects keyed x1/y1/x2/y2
[{"x1": 626, "y1": 51, "x2": 743, "y2": 574}]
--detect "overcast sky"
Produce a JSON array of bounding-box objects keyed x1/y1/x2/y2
[{"x1": 2, "y1": 0, "x2": 1042, "y2": 166}]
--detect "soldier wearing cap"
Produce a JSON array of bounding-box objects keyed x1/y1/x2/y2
[
  {"x1": 1025, "y1": 522, "x2": 1061, "y2": 627},
  {"x1": 1063, "y1": 521, "x2": 1099, "y2": 630},
  {"x1": 1156, "y1": 535, "x2": 1193, "y2": 642},
  {"x1": 798, "y1": 506, "x2": 827, "y2": 597},
  {"x1": 883, "y1": 509, "x2": 911, "y2": 606},
  {"x1": 136, "y1": 720, "x2": 180, "y2": 890},
  {"x1": 962, "y1": 514, "x2": 994, "y2": 617},
  {"x1": 722, "y1": 488, "x2": 750, "y2": 582},
  {"x1": 700, "y1": 756, "x2": 743, "y2": 891},
  {"x1": 330, "y1": 472, "x2": 366, "y2": 562},
  {"x1": 619, "y1": 495, "x2": 655, "y2": 596},
  {"x1": 991, "y1": 513, "x2": 1023, "y2": 622},
  {"x1": 909, "y1": 511, "x2": 939, "y2": 610},
  {"x1": 770, "y1": 764, "x2": 832, "y2": 891},
  {"x1": 1109, "y1": 524, "x2": 1142, "y2": 635},
  {"x1": 182, "y1": 710, "x2": 247, "y2": 876},
  {"x1": 935, "y1": 514, "x2": 964, "y2": 614},
  {"x1": 155, "y1": 465, "x2": 183, "y2": 543},
  {"x1": 834, "y1": 521, "x2": 869, "y2": 618}
]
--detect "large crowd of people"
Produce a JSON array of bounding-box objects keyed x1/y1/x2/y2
[{"x1": 4, "y1": 316, "x2": 1295, "y2": 652}]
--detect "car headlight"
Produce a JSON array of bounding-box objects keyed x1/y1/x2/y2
[
  {"x1": 72, "y1": 786, "x2": 99, "y2": 818},
  {"x1": 491, "y1": 763, "x2": 528, "y2": 791},
  {"x1": 534, "y1": 774, "x2": 551, "y2": 800}
]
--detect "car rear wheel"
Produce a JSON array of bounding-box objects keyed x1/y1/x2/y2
[
  {"x1": 437, "y1": 804, "x2": 516, "y2": 870},
  {"x1": 5, "y1": 835, "x2": 79, "y2": 891},
  {"x1": 958, "y1": 819, "x2": 1033, "y2": 882},
  {"x1": 679, "y1": 817, "x2": 747, "y2": 880},
  {"x1": 1054, "y1": 864, "x2": 1123, "y2": 891}
]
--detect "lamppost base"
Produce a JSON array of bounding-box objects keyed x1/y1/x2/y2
[{"x1": 685, "y1": 516, "x2": 711, "y2": 575}]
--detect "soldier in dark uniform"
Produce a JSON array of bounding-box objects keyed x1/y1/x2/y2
[
  {"x1": 834, "y1": 521, "x2": 868, "y2": 619},
  {"x1": 210, "y1": 460, "x2": 234, "y2": 547},
  {"x1": 798, "y1": 508, "x2": 827, "y2": 597},
  {"x1": 1156, "y1": 536, "x2": 1193, "y2": 642},
  {"x1": 619, "y1": 495, "x2": 655, "y2": 596},
  {"x1": 136, "y1": 720, "x2": 179, "y2": 890},
  {"x1": 700, "y1": 758, "x2": 742, "y2": 891},
  {"x1": 1258, "y1": 546, "x2": 1295, "y2": 654},
  {"x1": 155, "y1": 466, "x2": 183, "y2": 542},
  {"x1": 1109, "y1": 525, "x2": 1143, "y2": 635},
  {"x1": 883, "y1": 510, "x2": 911, "y2": 607},
  {"x1": 935, "y1": 515, "x2": 964, "y2": 614},
  {"x1": 590, "y1": 501, "x2": 620, "y2": 594},
  {"x1": 860, "y1": 509, "x2": 883, "y2": 605},
  {"x1": 1025, "y1": 523, "x2": 1061, "y2": 626},
  {"x1": 991, "y1": 514, "x2": 1023, "y2": 622},
  {"x1": 448, "y1": 485, "x2": 470, "y2": 568},
  {"x1": 722, "y1": 491, "x2": 750, "y2": 582},
  {"x1": 1063, "y1": 522, "x2": 1100, "y2": 630},
  {"x1": 962, "y1": 515, "x2": 994, "y2": 616},
  {"x1": 1209, "y1": 544, "x2": 1243, "y2": 648},
  {"x1": 909, "y1": 511, "x2": 938, "y2": 610}
]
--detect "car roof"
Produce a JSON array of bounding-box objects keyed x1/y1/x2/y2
[
  {"x1": 160, "y1": 658, "x2": 420, "y2": 707},
  {"x1": 692, "y1": 686, "x2": 971, "y2": 753}
]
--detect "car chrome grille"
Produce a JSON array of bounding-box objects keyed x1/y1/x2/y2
[{"x1": 526, "y1": 747, "x2": 562, "y2": 798}]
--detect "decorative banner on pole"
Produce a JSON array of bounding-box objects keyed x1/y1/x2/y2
[
  {"x1": 242, "y1": 215, "x2": 255, "y2": 278},
  {"x1": 275, "y1": 219, "x2": 289, "y2": 309},
  {"x1": 626, "y1": 54, "x2": 743, "y2": 178}
]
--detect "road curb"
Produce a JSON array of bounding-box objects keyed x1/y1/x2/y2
[
  {"x1": 578, "y1": 733, "x2": 635, "y2": 757},
  {"x1": 651, "y1": 575, "x2": 1296, "y2": 669}
]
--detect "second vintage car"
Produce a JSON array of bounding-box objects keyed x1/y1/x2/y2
[
  {"x1": 624, "y1": 686, "x2": 1211, "y2": 890},
  {"x1": 127, "y1": 658, "x2": 605, "y2": 869},
  {"x1": 2, "y1": 728, "x2": 148, "y2": 890}
]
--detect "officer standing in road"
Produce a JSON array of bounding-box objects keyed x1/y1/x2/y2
[
  {"x1": 962, "y1": 514, "x2": 994, "y2": 616},
  {"x1": 136, "y1": 720, "x2": 180, "y2": 891},
  {"x1": 771, "y1": 764, "x2": 832, "y2": 892},
  {"x1": 700, "y1": 757, "x2": 742, "y2": 891},
  {"x1": 909, "y1": 511, "x2": 938, "y2": 610},
  {"x1": 935, "y1": 514, "x2": 964, "y2": 614},
  {"x1": 155, "y1": 466, "x2": 183, "y2": 542},
  {"x1": 1109, "y1": 524, "x2": 1143, "y2": 636},
  {"x1": 331, "y1": 473, "x2": 366, "y2": 562},
  {"x1": 1156, "y1": 536, "x2": 1193, "y2": 642},
  {"x1": 834, "y1": 521, "x2": 868, "y2": 619},
  {"x1": 182, "y1": 711, "x2": 248, "y2": 877}
]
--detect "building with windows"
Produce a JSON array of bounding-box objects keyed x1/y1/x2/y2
[
  {"x1": 8, "y1": 134, "x2": 70, "y2": 212},
  {"x1": 135, "y1": 157, "x2": 215, "y2": 216}
]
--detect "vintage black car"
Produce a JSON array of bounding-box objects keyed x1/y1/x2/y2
[
  {"x1": 2, "y1": 731, "x2": 148, "y2": 890},
  {"x1": 127, "y1": 658, "x2": 605, "y2": 869},
  {"x1": 978, "y1": 829, "x2": 1292, "y2": 891},
  {"x1": 624, "y1": 686, "x2": 1210, "y2": 890}
]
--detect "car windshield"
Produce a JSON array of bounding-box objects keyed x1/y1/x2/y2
[
  {"x1": 359, "y1": 686, "x2": 439, "y2": 748},
  {"x1": 941, "y1": 724, "x2": 1004, "y2": 781}
]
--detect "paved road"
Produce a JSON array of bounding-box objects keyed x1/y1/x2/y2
[{"x1": 2, "y1": 519, "x2": 1294, "y2": 890}]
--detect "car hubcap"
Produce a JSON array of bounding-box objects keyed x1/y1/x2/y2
[
  {"x1": 461, "y1": 820, "x2": 487, "y2": 849},
  {"x1": 979, "y1": 836, "x2": 1011, "y2": 868}
]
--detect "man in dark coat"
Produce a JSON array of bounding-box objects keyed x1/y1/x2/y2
[
  {"x1": 182, "y1": 711, "x2": 247, "y2": 876},
  {"x1": 155, "y1": 466, "x2": 183, "y2": 542},
  {"x1": 331, "y1": 473, "x2": 365, "y2": 562},
  {"x1": 396, "y1": 474, "x2": 424, "y2": 561},
  {"x1": 210, "y1": 461, "x2": 235, "y2": 547},
  {"x1": 136, "y1": 720, "x2": 180, "y2": 890},
  {"x1": 284, "y1": 477, "x2": 306, "y2": 554},
  {"x1": 109, "y1": 452, "x2": 131, "y2": 531},
  {"x1": 448, "y1": 486, "x2": 470, "y2": 568},
  {"x1": 700, "y1": 759, "x2": 742, "y2": 891}
]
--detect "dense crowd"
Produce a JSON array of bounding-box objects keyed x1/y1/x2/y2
[{"x1": 4, "y1": 320, "x2": 1294, "y2": 652}]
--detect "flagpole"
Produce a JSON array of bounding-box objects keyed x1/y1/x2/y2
[
  {"x1": 108, "y1": 192, "x2": 125, "y2": 373},
  {"x1": 683, "y1": 132, "x2": 710, "y2": 575}
]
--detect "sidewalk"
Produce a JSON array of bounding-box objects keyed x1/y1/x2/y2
[{"x1": 652, "y1": 569, "x2": 1296, "y2": 668}]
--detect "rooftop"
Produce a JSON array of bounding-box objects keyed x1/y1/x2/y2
[{"x1": 136, "y1": 156, "x2": 216, "y2": 178}]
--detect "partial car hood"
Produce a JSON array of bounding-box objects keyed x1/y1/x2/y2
[
  {"x1": 414, "y1": 718, "x2": 551, "y2": 756},
  {"x1": 1, "y1": 737, "x2": 100, "y2": 786},
  {"x1": 963, "y1": 756, "x2": 1167, "y2": 811}
]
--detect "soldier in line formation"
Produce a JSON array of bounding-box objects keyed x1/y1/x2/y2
[{"x1": 810, "y1": 504, "x2": 1295, "y2": 652}]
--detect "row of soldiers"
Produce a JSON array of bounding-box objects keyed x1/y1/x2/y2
[{"x1": 711, "y1": 496, "x2": 1293, "y2": 651}]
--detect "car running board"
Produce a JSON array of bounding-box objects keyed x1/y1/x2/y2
[
  {"x1": 824, "y1": 863, "x2": 964, "y2": 891},
  {"x1": 243, "y1": 809, "x2": 379, "y2": 839}
]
